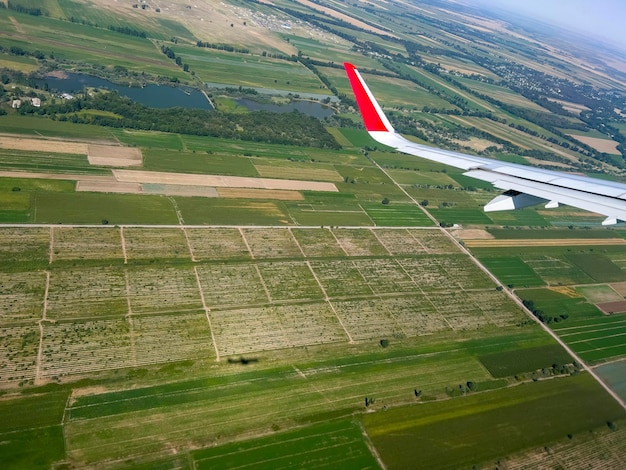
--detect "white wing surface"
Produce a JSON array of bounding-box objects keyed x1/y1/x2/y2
[{"x1": 344, "y1": 62, "x2": 626, "y2": 225}]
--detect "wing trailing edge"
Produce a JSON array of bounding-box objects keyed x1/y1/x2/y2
[{"x1": 343, "y1": 62, "x2": 626, "y2": 225}]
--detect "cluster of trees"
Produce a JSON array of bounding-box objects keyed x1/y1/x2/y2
[
  {"x1": 160, "y1": 45, "x2": 190, "y2": 72},
  {"x1": 519, "y1": 361, "x2": 582, "y2": 383},
  {"x1": 522, "y1": 299, "x2": 569, "y2": 324},
  {"x1": 445, "y1": 381, "x2": 477, "y2": 396},
  {"x1": 107, "y1": 25, "x2": 147, "y2": 38},
  {"x1": 0, "y1": 1, "x2": 45, "y2": 16},
  {"x1": 196, "y1": 42, "x2": 250, "y2": 54},
  {"x1": 223, "y1": 86, "x2": 258, "y2": 96},
  {"x1": 18, "y1": 90, "x2": 340, "y2": 149},
  {"x1": 0, "y1": 44, "x2": 47, "y2": 60}
]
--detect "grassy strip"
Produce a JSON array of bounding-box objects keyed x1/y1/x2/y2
[{"x1": 479, "y1": 344, "x2": 574, "y2": 378}]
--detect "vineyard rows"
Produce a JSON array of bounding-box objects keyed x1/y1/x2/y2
[{"x1": 0, "y1": 227, "x2": 528, "y2": 384}]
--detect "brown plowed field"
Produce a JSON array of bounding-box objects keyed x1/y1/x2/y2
[
  {"x1": 76, "y1": 181, "x2": 142, "y2": 194},
  {"x1": 113, "y1": 170, "x2": 338, "y2": 192},
  {"x1": 87, "y1": 145, "x2": 142, "y2": 167},
  {"x1": 597, "y1": 300, "x2": 626, "y2": 314},
  {"x1": 0, "y1": 136, "x2": 88, "y2": 154}
]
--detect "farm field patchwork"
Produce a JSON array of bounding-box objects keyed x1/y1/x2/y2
[
  {"x1": 186, "y1": 227, "x2": 252, "y2": 260},
  {"x1": 0, "y1": 226, "x2": 544, "y2": 384},
  {"x1": 241, "y1": 227, "x2": 303, "y2": 258},
  {"x1": 3, "y1": 1, "x2": 626, "y2": 468},
  {"x1": 471, "y1": 242, "x2": 626, "y2": 288},
  {"x1": 361, "y1": 374, "x2": 625, "y2": 470},
  {"x1": 291, "y1": 227, "x2": 347, "y2": 257},
  {"x1": 59, "y1": 330, "x2": 568, "y2": 468},
  {"x1": 517, "y1": 287, "x2": 626, "y2": 363},
  {"x1": 553, "y1": 316, "x2": 626, "y2": 363}
]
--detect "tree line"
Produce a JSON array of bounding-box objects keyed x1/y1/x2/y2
[{"x1": 17, "y1": 90, "x2": 341, "y2": 149}]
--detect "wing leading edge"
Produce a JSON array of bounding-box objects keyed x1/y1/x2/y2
[{"x1": 343, "y1": 62, "x2": 626, "y2": 225}]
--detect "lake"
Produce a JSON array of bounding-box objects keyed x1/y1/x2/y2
[
  {"x1": 41, "y1": 73, "x2": 335, "y2": 118},
  {"x1": 41, "y1": 73, "x2": 213, "y2": 110}
]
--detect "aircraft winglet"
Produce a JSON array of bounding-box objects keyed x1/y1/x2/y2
[
  {"x1": 343, "y1": 62, "x2": 395, "y2": 133},
  {"x1": 342, "y1": 61, "x2": 626, "y2": 224}
]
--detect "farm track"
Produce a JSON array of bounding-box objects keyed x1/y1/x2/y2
[{"x1": 34, "y1": 271, "x2": 50, "y2": 386}]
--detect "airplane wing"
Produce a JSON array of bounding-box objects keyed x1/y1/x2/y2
[{"x1": 343, "y1": 62, "x2": 626, "y2": 225}]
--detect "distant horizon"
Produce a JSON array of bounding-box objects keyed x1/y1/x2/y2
[{"x1": 471, "y1": 0, "x2": 626, "y2": 52}]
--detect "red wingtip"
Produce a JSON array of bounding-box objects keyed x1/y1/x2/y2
[{"x1": 343, "y1": 62, "x2": 391, "y2": 132}]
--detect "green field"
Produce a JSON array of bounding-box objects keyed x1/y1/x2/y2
[
  {"x1": 471, "y1": 243, "x2": 626, "y2": 287},
  {"x1": 192, "y1": 419, "x2": 379, "y2": 469},
  {"x1": 478, "y1": 257, "x2": 545, "y2": 287},
  {"x1": 33, "y1": 192, "x2": 179, "y2": 224},
  {"x1": 487, "y1": 228, "x2": 621, "y2": 239},
  {"x1": 361, "y1": 374, "x2": 624, "y2": 470},
  {"x1": 0, "y1": 391, "x2": 69, "y2": 470},
  {"x1": 479, "y1": 344, "x2": 574, "y2": 377},
  {"x1": 362, "y1": 202, "x2": 434, "y2": 226}
]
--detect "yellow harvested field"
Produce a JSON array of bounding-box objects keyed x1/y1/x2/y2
[
  {"x1": 568, "y1": 134, "x2": 621, "y2": 154},
  {"x1": 113, "y1": 170, "x2": 338, "y2": 192},
  {"x1": 0, "y1": 171, "x2": 113, "y2": 181},
  {"x1": 452, "y1": 137, "x2": 501, "y2": 152},
  {"x1": 452, "y1": 228, "x2": 494, "y2": 240},
  {"x1": 610, "y1": 282, "x2": 626, "y2": 296},
  {"x1": 548, "y1": 286, "x2": 581, "y2": 298},
  {"x1": 87, "y1": 145, "x2": 142, "y2": 167},
  {"x1": 0, "y1": 136, "x2": 87, "y2": 154},
  {"x1": 464, "y1": 238, "x2": 626, "y2": 248},
  {"x1": 254, "y1": 164, "x2": 343, "y2": 182},
  {"x1": 76, "y1": 180, "x2": 142, "y2": 194},
  {"x1": 0, "y1": 137, "x2": 143, "y2": 166},
  {"x1": 217, "y1": 188, "x2": 304, "y2": 200}
]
